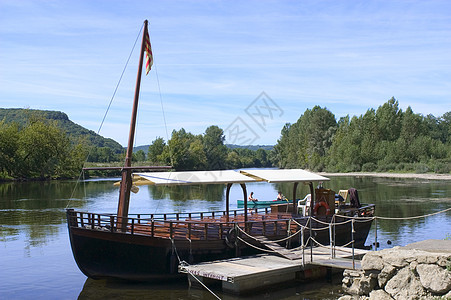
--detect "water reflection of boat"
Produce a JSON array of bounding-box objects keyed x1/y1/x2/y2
[{"x1": 66, "y1": 20, "x2": 375, "y2": 282}]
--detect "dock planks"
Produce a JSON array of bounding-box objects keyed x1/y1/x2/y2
[{"x1": 179, "y1": 245, "x2": 368, "y2": 294}]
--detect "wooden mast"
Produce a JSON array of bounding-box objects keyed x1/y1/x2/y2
[{"x1": 117, "y1": 20, "x2": 149, "y2": 232}]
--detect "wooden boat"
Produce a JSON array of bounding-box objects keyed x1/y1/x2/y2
[
  {"x1": 237, "y1": 199, "x2": 290, "y2": 206},
  {"x1": 66, "y1": 20, "x2": 375, "y2": 282}
]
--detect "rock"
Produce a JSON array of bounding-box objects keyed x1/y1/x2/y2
[
  {"x1": 384, "y1": 267, "x2": 425, "y2": 299},
  {"x1": 416, "y1": 253, "x2": 441, "y2": 264},
  {"x1": 342, "y1": 243, "x2": 451, "y2": 299},
  {"x1": 342, "y1": 269, "x2": 377, "y2": 296},
  {"x1": 437, "y1": 255, "x2": 451, "y2": 268},
  {"x1": 382, "y1": 248, "x2": 411, "y2": 268},
  {"x1": 378, "y1": 264, "x2": 396, "y2": 288},
  {"x1": 416, "y1": 263, "x2": 451, "y2": 294},
  {"x1": 361, "y1": 253, "x2": 384, "y2": 271},
  {"x1": 369, "y1": 289, "x2": 394, "y2": 300}
]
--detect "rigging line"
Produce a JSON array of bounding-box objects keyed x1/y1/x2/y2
[
  {"x1": 98, "y1": 24, "x2": 144, "y2": 138},
  {"x1": 66, "y1": 24, "x2": 144, "y2": 208},
  {"x1": 147, "y1": 27, "x2": 173, "y2": 215},
  {"x1": 154, "y1": 63, "x2": 173, "y2": 166}
]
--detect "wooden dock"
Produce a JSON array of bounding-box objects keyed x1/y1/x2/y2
[{"x1": 179, "y1": 246, "x2": 368, "y2": 294}]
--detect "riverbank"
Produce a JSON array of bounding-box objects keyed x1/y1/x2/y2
[
  {"x1": 321, "y1": 172, "x2": 451, "y2": 181},
  {"x1": 340, "y1": 240, "x2": 451, "y2": 299}
]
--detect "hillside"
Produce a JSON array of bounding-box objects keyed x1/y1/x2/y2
[{"x1": 0, "y1": 108, "x2": 124, "y2": 153}]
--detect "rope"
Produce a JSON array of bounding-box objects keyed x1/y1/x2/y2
[
  {"x1": 236, "y1": 221, "x2": 302, "y2": 243},
  {"x1": 236, "y1": 236, "x2": 277, "y2": 253},
  {"x1": 310, "y1": 216, "x2": 354, "y2": 226},
  {"x1": 179, "y1": 262, "x2": 221, "y2": 300},
  {"x1": 375, "y1": 207, "x2": 451, "y2": 220},
  {"x1": 335, "y1": 206, "x2": 451, "y2": 221},
  {"x1": 154, "y1": 63, "x2": 173, "y2": 167},
  {"x1": 171, "y1": 239, "x2": 222, "y2": 300},
  {"x1": 66, "y1": 24, "x2": 144, "y2": 209}
]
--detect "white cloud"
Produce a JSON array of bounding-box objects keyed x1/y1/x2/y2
[{"x1": 1, "y1": 0, "x2": 450, "y2": 146}]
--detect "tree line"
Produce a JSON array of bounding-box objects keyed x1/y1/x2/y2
[
  {"x1": 1, "y1": 98, "x2": 449, "y2": 180},
  {"x1": 274, "y1": 98, "x2": 451, "y2": 173},
  {"x1": 0, "y1": 116, "x2": 273, "y2": 179},
  {"x1": 147, "y1": 125, "x2": 274, "y2": 170}
]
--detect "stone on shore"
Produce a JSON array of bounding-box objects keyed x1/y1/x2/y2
[
  {"x1": 416, "y1": 263, "x2": 451, "y2": 294},
  {"x1": 341, "y1": 240, "x2": 451, "y2": 299}
]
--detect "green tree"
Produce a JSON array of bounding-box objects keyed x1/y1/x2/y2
[
  {"x1": 274, "y1": 106, "x2": 337, "y2": 171},
  {"x1": 225, "y1": 150, "x2": 242, "y2": 169},
  {"x1": 161, "y1": 128, "x2": 205, "y2": 170},
  {"x1": 17, "y1": 119, "x2": 76, "y2": 178},
  {"x1": 0, "y1": 121, "x2": 20, "y2": 177},
  {"x1": 133, "y1": 150, "x2": 146, "y2": 162},
  {"x1": 203, "y1": 125, "x2": 228, "y2": 170},
  {"x1": 148, "y1": 137, "x2": 165, "y2": 163},
  {"x1": 376, "y1": 97, "x2": 402, "y2": 141},
  {"x1": 188, "y1": 138, "x2": 208, "y2": 170}
]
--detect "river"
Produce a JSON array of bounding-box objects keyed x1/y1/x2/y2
[{"x1": 1, "y1": 175, "x2": 450, "y2": 299}]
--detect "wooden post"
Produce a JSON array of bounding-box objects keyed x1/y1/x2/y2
[
  {"x1": 226, "y1": 183, "x2": 232, "y2": 223},
  {"x1": 240, "y1": 183, "x2": 248, "y2": 224},
  {"x1": 308, "y1": 182, "x2": 314, "y2": 216},
  {"x1": 292, "y1": 182, "x2": 298, "y2": 213},
  {"x1": 117, "y1": 20, "x2": 149, "y2": 232}
]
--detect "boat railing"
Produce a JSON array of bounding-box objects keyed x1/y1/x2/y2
[
  {"x1": 123, "y1": 207, "x2": 272, "y2": 221},
  {"x1": 67, "y1": 209, "x2": 303, "y2": 241},
  {"x1": 336, "y1": 203, "x2": 375, "y2": 217},
  {"x1": 67, "y1": 204, "x2": 374, "y2": 242}
]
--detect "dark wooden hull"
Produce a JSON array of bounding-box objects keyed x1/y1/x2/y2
[
  {"x1": 68, "y1": 226, "x2": 239, "y2": 281},
  {"x1": 67, "y1": 209, "x2": 373, "y2": 281}
]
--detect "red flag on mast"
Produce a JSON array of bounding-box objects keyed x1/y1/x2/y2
[{"x1": 144, "y1": 29, "x2": 153, "y2": 75}]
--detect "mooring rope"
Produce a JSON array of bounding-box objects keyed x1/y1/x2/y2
[
  {"x1": 171, "y1": 238, "x2": 222, "y2": 300},
  {"x1": 178, "y1": 261, "x2": 221, "y2": 300}
]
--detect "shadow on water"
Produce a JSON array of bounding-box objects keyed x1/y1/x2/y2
[{"x1": 78, "y1": 275, "x2": 345, "y2": 300}]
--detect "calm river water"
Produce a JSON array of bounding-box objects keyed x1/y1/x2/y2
[{"x1": 1, "y1": 175, "x2": 450, "y2": 299}]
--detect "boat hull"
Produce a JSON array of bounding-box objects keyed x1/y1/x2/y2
[{"x1": 67, "y1": 210, "x2": 373, "y2": 281}]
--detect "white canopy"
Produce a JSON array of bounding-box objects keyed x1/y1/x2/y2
[
  {"x1": 239, "y1": 169, "x2": 329, "y2": 183},
  {"x1": 132, "y1": 170, "x2": 256, "y2": 186},
  {"x1": 130, "y1": 169, "x2": 328, "y2": 186}
]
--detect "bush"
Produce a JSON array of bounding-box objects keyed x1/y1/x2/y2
[
  {"x1": 362, "y1": 162, "x2": 377, "y2": 172},
  {"x1": 432, "y1": 162, "x2": 451, "y2": 174},
  {"x1": 377, "y1": 163, "x2": 397, "y2": 172},
  {"x1": 415, "y1": 163, "x2": 429, "y2": 174}
]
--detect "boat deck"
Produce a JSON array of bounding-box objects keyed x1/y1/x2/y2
[{"x1": 131, "y1": 211, "x2": 298, "y2": 240}]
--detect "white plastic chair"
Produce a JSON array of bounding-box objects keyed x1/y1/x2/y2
[{"x1": 297, "y1": 194, "x2": 311, "y2": 216}]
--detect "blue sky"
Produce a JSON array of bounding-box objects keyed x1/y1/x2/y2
[{"x1": 1, "y1": 0, "x2": 450, "y2": 146}]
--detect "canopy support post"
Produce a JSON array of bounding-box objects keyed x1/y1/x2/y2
[
  {"x1": 309, "y1": 182, "x2": 314, "y2": 215},
  {"x1": 292, "y1": 182, "x2": 298, "y2": 214},
  {"x1": 240, "y1": 183, "x2": 248, "y2": 224},
  {"x1": 226, "y1": 183, "x2": 232, "y2": 223}
]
